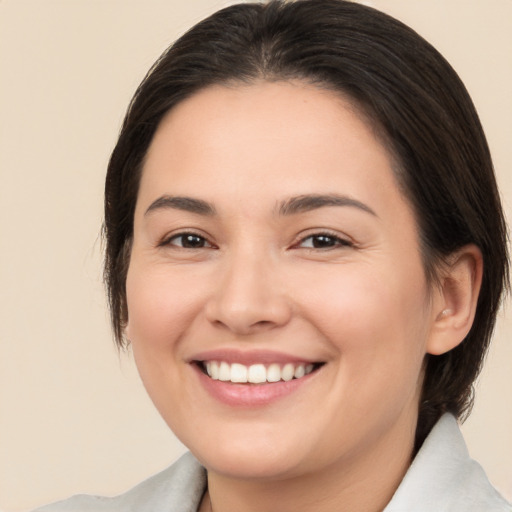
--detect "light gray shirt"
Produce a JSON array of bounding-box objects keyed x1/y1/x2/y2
[{"x1": 34, "y1": 414, "x2": 511, "y2": 511}]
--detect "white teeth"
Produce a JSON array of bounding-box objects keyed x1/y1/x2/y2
[
  {"x1": 248, "y1": 364, "x2": 267, "y2": 383},
  {"x1": 294, "y1": 364, "x2": 305, "y2": 378},
  {"x1": 219, "y1": 361, "x2": 231, "y2": 381},
  {"x1": 230, "y1": 363, "x2": 248, "y2": 383},
  {"x1": 209, "y1": 361, "x2": 219, "y2": 380},
  {"x1": 281, "y1": 363, "x2": 295, "y2": 381},
  {"x1": 203, "y1": 361, "x2": 317, "y2": 383},
  {"x1": 266, "y1": 363, "x2": 281, "y2": 382}
]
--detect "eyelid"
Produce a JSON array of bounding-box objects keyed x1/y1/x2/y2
[
  {"x1": 159, "y1": 229, "x2": 217, "y2": 249},
  {"x1": 291, "y1": 229, "x2": 354, "y2": 249}
]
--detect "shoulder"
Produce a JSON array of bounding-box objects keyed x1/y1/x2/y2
[
  {"x1": 385, "y1": 414, "x2": 511, "y2": 512},
  {"x1": 32, "y1": 452, "x2": 206, "y2": 512}
]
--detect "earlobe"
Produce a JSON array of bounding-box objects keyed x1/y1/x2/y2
[
  {"x1": 123, "y1": 320, "x2": 131, "y2": 343},
  {"x1": 427, "y1": 244, "x2": 483, "y2": 356}
]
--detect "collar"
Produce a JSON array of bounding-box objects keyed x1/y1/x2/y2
[{"x1": 384, "y1": 413, "x2": 510, "y2": 511}]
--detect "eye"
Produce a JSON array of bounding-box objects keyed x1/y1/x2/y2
[
  {"x1": 164, "y1": 232, "x2": 213, "y2": 249},
  {"x1": 297, "y1": 233, "x2": 352, "y2": 249}
]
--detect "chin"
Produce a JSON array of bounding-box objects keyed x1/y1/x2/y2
[
  {"x1": 198, "y1": 448, "x2": 308, "y2": 481},
  {"x1": 181, "y1": 426, "x2": 314, "y2": 480}
]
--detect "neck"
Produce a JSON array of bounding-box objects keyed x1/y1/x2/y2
[{"x1": 201, "y1": 415, "x2": 417, "y2": 512}]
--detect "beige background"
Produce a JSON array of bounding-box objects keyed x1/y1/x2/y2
[{"x1": 0, "y1": 0, "x2": 511, "y2": 510}]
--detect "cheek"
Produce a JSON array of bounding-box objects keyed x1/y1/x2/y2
[
  {"x1": 124, "y1": 264, "x2": 205, "y2": 422},
  {"x1": 296, "y1": 262, "x2": 430, "y2": 374},
  {"x1": 125, "y1": 264, "x2": 203, "y2": 351},
  {"x1": 317, "y1": 271, "x2": 430, "y2": 427}
]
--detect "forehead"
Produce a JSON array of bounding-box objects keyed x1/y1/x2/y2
[{"x1": 135, "y1": 80, "x2": 419, "y2": 242}]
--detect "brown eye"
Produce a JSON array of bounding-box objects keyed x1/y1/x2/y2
[
  {"x1": 298, "y1": 234, "x2": 352, "y2": 249},
  {"x1": 167, "y1": 233, "x2": 211, "y2": 248}
]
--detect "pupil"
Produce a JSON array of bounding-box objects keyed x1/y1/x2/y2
[
  {"x1": 183, "y1": 235, "x2": 204, "y2": 248},
  {"x1": 313, "y1": 235, "x2": 334, "y2": 248}
]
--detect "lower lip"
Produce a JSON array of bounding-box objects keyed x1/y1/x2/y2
[{"x1": 193, "y1": 365, "x2": 317, "y2": 407}]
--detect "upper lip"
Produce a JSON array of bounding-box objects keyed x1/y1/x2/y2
[{"x1": 187, "y1": 349, "x2": 321, "y2": 366}]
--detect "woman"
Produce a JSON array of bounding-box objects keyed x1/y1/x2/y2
[{"x1": 36, "y1": 1, "x2": 510, "y2": 511}]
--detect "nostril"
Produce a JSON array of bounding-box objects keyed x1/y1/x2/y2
[{"x1": 253, "y1": 320, "x2": 273, "y2": 328}]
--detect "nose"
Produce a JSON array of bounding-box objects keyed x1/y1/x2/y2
[{"x1": 205, "y1": 250, "x2": 292, "y2": 335}]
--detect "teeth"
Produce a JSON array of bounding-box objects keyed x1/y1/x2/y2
[
  {"x1": 209, "y1": 361, "x2": 219, "y2": 380},
  {"x1": 282, "y1": 363, "x2": 295, "y2": 381},
  {"x1": 294, "y1": 365, "x2": 305, "y2": 378},
  {"x1": 230, "y1": 363, "x2": 248, "y2": 383},
  {"x1": 203, "y1": 361, "x2": 317, "y2": 383},
  {"x1": 248, "y1": 364, "x2": 266, "y2": 383},
  {"x1": 267, "y1": 363, "x2": 281, "y2": 382},
  {"x1": 219, "y1": 361, "x2": 230, "y2": 381}
]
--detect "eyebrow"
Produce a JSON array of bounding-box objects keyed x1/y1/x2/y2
[
  {"x1": 144, "y1": 193, "x2": 376, "y2": 218},
  {"x1": 145, "y1": 195, "x2": 216, "y2": 216},
  {"x1": 278, "y1": 194, "x2": 377, "y2": 217}
]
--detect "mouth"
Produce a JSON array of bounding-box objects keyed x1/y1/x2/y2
[{"x1": 195, "y1": 360, "x2": 324, "y2": 384}]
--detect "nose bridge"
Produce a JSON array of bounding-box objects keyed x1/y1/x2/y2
[{"x1": 205, "y1": 241, "x2": 291, "y2": 334}]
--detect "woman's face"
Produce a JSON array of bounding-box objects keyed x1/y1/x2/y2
[{"x1": 126, "y1": 81, "x2": 440, "y2": 480}]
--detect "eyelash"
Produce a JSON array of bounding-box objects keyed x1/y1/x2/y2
[
  {"x1": 160, "y1": 232, "x2": 215, "y2": 249},
  {"x1": 160, "y1": 230, "x2": 353, "y2": 251},
  {"x1": 293, "y1": 232, "x2": 353, "y2": 250}
]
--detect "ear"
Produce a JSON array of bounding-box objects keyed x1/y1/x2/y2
[
  {"x1": 123, "y1": 321, "x2": 132, "y2": 343},
  {"x1": 427, "y1": 244, "x2": 483, "y2": 356}
]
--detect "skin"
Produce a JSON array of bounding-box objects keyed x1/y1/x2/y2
[{"x1": 125, "y1": 81, "x2": 482, "y2": 512}]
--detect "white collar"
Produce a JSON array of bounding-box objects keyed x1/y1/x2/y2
[{"x1": 384, "y1": 413, "x2": 510, "y2": 511}]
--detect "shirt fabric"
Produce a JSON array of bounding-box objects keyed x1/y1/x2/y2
[{"x1": 34, "y1": 413, "x2": 511, "y2": 511}]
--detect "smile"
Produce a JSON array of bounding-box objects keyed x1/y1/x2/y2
[
  {"x1": 191, "y1": 353, "x2": 325, "y2": 406},
  {"x1": 200, "y1": 361, "x2": 319, "y2": 384}
]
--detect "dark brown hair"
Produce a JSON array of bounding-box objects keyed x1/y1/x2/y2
[{"x1": 103, "y1": 0, "x2": 508, "y2": 445}]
